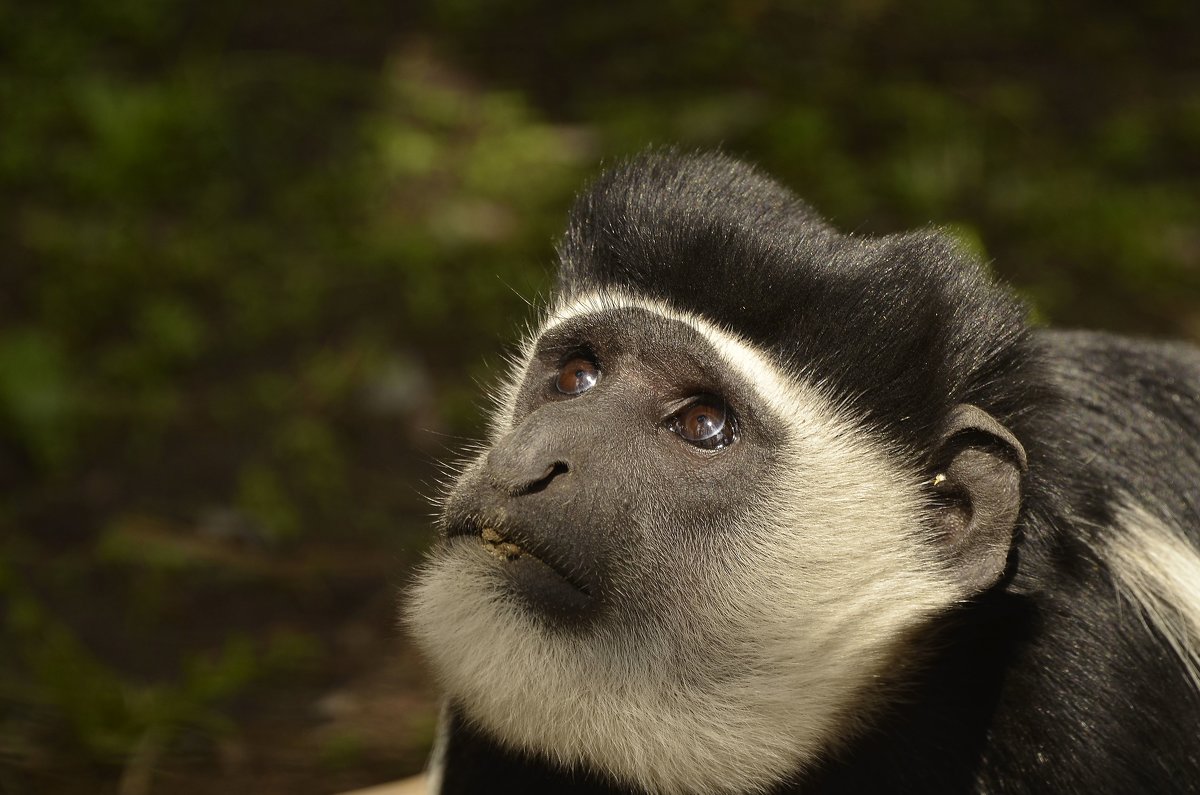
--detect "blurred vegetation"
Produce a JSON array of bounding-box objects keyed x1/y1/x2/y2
[{"x1": 0, "y1": 0, "x2": 1197, "y2": 793}]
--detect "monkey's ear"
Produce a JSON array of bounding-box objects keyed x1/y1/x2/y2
[{"x1": 929, "y1": 404, "x2": 1028, "y2": 594}]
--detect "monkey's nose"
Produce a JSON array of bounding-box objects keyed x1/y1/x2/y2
[
  {"x1": 484, "y1": 410, "x2": 584, "y2": 496},
  {"x1": 515, "y1": 461, "x2": 570, "y2": 495},
  {"x1": 485, "y1": 451, "x2": 572, "y2": 496}
]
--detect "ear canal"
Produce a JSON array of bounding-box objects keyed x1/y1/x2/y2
[{"x1": 930, "y1": 404, "x2": 1028, "y2": 594}]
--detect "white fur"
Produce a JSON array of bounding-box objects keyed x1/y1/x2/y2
[
  {"x1": 409, "y1": 290, "x2": 967, "y2": 794},
  {"x1": 1107, "y1": 499, "x2": 1200, "y2": 691},
  {"x1": 425, "y1": 700, "x2": 449, "y2": 794}
]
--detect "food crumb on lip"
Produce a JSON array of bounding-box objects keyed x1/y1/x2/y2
[{"x1": 481, "y1": 526, "x2": 525, "y2": 561}]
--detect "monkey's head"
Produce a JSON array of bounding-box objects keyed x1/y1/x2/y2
[{"x1": 407, "y1": 152, "x2": 1032, "y2": 795}]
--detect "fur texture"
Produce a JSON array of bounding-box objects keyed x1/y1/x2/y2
[
  {"x1": 408, "y1": 152, "x2": 1200, "y2": 794},
  {"x1": 1108, "y1": 500, "x2": 1200, "y2": 691},
  {"x1": 409, "y1": 292, "x2": 964, "y2": 794}
]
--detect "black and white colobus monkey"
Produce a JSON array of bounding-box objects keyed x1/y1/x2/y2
[{"x1": 407, "y1": 151, "x2": 1200, "y2": 794}]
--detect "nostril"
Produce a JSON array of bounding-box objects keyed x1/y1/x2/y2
[{"x1": 522, "y1": 461, "x2": 569, "y2": 495}]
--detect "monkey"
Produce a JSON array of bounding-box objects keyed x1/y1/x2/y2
[{"x1": 405, "y1": 150, "x2": 1200, "y2": 794}]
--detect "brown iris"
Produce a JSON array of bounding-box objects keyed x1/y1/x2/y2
[
  {"x1": 670, "y1": 399, "x2": 735, "y2": 449},
  {"x1": 556, "y1": 357, "x2": 600, "y2": 395}
]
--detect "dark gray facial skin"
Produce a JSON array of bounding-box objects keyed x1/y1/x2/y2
[
  {"x1": 438, "y1": 307, "x2": 783, "y2": 628},
  {"x1": 411, "y1": 295, "x2": 989, "y2": 795},
  {"x1": 411, "y1": 151, "x2": 1200, "y2": 795}
]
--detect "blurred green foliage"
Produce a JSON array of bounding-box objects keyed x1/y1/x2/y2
[
  {"x1": 0, "y1": 0, "x2": 1197, "y2": 792},
  {"x1": 430, "y1": 0, "x2": 1200, "y2": 333}
]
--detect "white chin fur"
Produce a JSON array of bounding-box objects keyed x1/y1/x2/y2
[{"x1": 408, "y1": 291, "x2": 965, "y2": 794}]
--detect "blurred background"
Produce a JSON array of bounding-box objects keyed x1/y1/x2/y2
[{"x1": 1, "y1": 1, "x2": 1198, "y2": 793}]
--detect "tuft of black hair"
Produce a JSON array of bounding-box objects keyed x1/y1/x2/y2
[{"x1": 556, "y1": 149, "x2": 1041, "y2": 459}]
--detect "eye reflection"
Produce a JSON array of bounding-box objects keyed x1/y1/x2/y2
[
  {"x1": 556, "y1": 357, "x2": 600, "y2": 395},
  {"x1": 671, "y1": 399, "x2": 736, "y2": 450}
]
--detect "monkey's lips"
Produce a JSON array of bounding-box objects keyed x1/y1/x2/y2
[
  {"x1": 480, "y1": 526, "x2": 528, "y2": 561},
  {"x1": 447, "y1": 521, "x2": 594, "y2": 620}
]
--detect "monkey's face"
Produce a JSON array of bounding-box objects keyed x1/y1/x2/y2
[
  {"x1": 435, "y1": 304, "x2": 779, "y2": 628},
  {"x1": 407, "y1": 294, "x2": 967, "y2": 795}
]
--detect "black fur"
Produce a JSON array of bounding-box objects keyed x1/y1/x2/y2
[
  {"x1": 557, "y1": 151, "x2": 1037, "y2": 459},
  {"x1": 435, "y1": 152, "x2": 1200, "y2": 793}
]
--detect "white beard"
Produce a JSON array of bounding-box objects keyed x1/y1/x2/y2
[{"x1": 407, "y1": 290, "x2": 968, "y2": 794}]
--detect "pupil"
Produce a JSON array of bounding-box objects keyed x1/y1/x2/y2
[
  {"x1": 669, "y1": 398, "x2": 733, "y2": 449},
  {"x1": 689, "y1": 408, "x2": 722, "y2": 439},
  {"x1": 558, "y1": 358, "x2": 598, "y2": 395},
  {"x1": 669, "y1": 398, "x2": 734, "y2": 449}
]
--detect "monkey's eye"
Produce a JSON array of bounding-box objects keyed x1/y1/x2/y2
[
  {"x1": 668, "y1": 398, "x2": 735, "y2": 450},
  {"x1": 556, "y1": 356, "x2": 600, "y2": 395}
]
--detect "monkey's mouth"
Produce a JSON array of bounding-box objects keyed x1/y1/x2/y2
[
  {"x1": 446, "y1": 519, "x2": 594, "y2": 618},
  {"x1": 480, "y1": 526, "x2": 528, "y2": 561}
]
